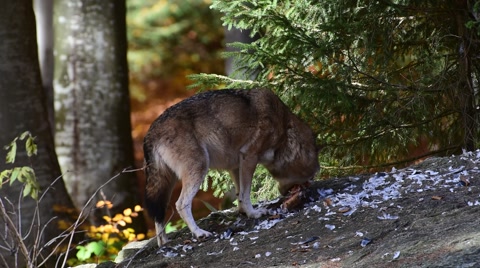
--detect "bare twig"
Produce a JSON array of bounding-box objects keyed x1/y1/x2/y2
[
  {"x1": 22, "y1": 172, "x2": 67, "y2": 267},
  {"x1": 0, "y1": 198, "x2": 32, "y2": 267},
  {"x1": 38, "y1": 173, "x2": 66, "y2": 203},
  {"x1": 60, "y1": 167, "x2": 134, "y2": 268},
  {"x1": 1, "y1": 166, "x2": 143, "y2": 267},
  {"x1": 0, "y1": 251, "x2": 8, "y2": 268}
]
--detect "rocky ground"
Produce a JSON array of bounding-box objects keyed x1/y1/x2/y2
[{"x1": 97, "y1": 150, "x2": 480, "y2": 268}]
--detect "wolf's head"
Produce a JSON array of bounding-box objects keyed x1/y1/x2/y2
[{"x1": 267, "y1": 117, "x2": 320, "y2": 196}]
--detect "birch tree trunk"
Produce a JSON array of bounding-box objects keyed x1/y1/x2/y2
[
  {"x1": 0, "y1": 1, "x2": 77, "y2": 266},
  {"x1": 34, "y1": 0, "x2": 55, "y2": 135},
  {"x1": 53, "y1": 0, "x2": 143, "y2": 227}
]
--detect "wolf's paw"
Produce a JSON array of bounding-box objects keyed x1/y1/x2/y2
[
  {"x1": 245, "y1": 207, "x2": 268, "y2": 219},
  {"x1": 156, "y1": 233, "x2": 169, "y2": 247},
  {"x1": 193, "y1": 228, "x2": 213, "y2": 239}
]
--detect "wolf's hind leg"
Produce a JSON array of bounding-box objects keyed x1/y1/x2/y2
[
  {"x1": 176, "y1": 167, "x2": 213, "y2": 239},
  {"x1": 144, "y1": 146, "x2": 177, "y2": 247},
  {"x1": 155, "y1": 221, "x2": 169, "y2": 246}
]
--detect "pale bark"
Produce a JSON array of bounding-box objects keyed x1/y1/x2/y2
[
  {"x1": 0, "y1": 1, "x2": 76, "y2": 267},
  {"x1": 34, "y1": 0, "x2": 55, "y2": 134},
  {"x1": 53, "y1": 0, "x2": 142, "y2": 226}
]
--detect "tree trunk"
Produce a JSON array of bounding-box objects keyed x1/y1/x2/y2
[
  {"x1": 454, "y1": 0, "x2": 478, "y2": 151},
  {"x1": 33, "y1": 0, "x2": 55, "y2": 135},
  {"x1": 224, "y1": 27, "x2": 258, "y2": 78},
  {"x1": 0, "y1": 1, "x2": 77, "y2": 267},
  {"x1": 53, "y1": 0, "x2": 145, "y2": 229}
]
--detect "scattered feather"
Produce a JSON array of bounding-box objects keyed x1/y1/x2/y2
[
  {"x1": 182, "y1": 245, "x2": 193, "y2": 252},
  {"x1": 207, "y1": 249, "x2": 224, "y2": 256},
  {"x1": 392, "y1": 251, "x2": 401, "y2": 260},
  {"x1": 377, "y1": 212, "x2": 399, "y2": 220},
  {"x1": 221, "y1": 228, "x2": 233, "y2": 239},
  {"x1": 325, "y1": 224, "x2": 336, "y2": 230},
  {"x1": 361, "y1": 238, "x2": 372, "y2": 247}
]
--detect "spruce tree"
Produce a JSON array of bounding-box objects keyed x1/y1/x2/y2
[{"x1": 191, "y1": 0, "x2": 480, "y2": 177}]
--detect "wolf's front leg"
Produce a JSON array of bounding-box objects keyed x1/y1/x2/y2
[
  {"x1": 237, "y1": 154, "x2": 268, "y2": 218},
  {"x1": 239, "y1": 199, "x2": 268, "y2": 218}
]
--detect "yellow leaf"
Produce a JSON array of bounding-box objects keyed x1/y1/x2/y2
[
  {"x1": 112, "y1": 214, "x2": 123, "y2": 222},
  {"x1": 96, "y1": 200, "x2": 105, "y2": 208},
  {"x1": 102, "y1": 233, "x2": 109, "y2": 241},
  {"x1": 118, "y1": 220, "x2": 126, "y2": 227},
  {"x1": 97, "y1": 200, "x2": 113, "y2": 209},
  {"x1": 137, "y1": 233, "x2": 145, "y2": 240},
  {"x1": 134, "y1": 205, "x2": 143, "y2": 212},
  {"x1": 106, "y1": 225, "x2": 119, "y2": 233},
  {"x1": 128, "y1": 233, "x2": 136, "y2": 241},
  {"x1": 57, "y1": 220, "x2": 71, "y2": 230},
  {"x1": 124, "y1": 216, "x2": 132, "y2": 224},
  {"x1": 103, "y1": 216, "x2": 111, "y2": 222},
  {"x1": 90, "y1": 225, "x2": 101, "y2": 233},
  {"x1": 123, "y1": 208, "x2": 132, "y2": 216}
]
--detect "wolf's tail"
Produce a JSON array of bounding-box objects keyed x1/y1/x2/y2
[{"x1": 143, "y1": 140, "x2": 177, "y2": 246}]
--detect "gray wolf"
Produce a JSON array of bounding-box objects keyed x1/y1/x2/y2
[{"x1": 143, "y1": 88, "x2": 319, "y2": 247}]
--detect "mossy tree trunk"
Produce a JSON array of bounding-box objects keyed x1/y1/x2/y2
[
  {"x1": 0, "y1": 1, "x2": 77, "y2": 266},
  {"x1": 53, "y1": 0, "x2": 145, "y2": 229}
]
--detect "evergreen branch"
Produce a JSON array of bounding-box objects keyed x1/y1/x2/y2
[
  {"x1": 386, "y1": 110, "x2": 457, "y2": 129},
  {"x1": 318, "y1": 108, "x2": 456, "y2": 147},
  {"x1": 321, "y1": 144, "x2": 461, "y2": 171},
  {"x1": 188, "y1": 73, "x2": 261, "y2": 90},
  {"x1": 209, "y1": 0, "x2": 477, "y2": 179}
]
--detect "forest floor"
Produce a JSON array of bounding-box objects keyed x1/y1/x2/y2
[{"x1": 98, "y1": 150, "x2": 480, "y2": 268}]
